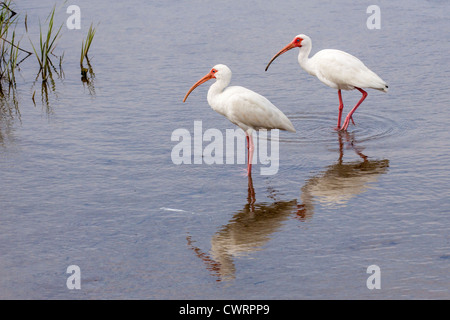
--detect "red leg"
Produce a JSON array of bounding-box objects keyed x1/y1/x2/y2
[
  {"x1": 247, "y1": 133, "x2": 254, "y2": 177},
  {"x1": 246, "y1": 134, "x2": 250, "y2": 165},
  {"x1": 336, "y1": 90, "x2": 344, "y2": 130},
  {"x1": 341, "y1": 87, "x2": 367, "y2": 131}
]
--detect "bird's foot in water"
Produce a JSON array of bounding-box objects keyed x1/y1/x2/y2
[
  {"x1": 340, "y1": 119, "x2": 350, "y2": 131},
  {"x1": 340, "y1": 116, "x2": 356, "y2": 131},
  {"x1": 238, "y1": 168, "x2": 251, "y2": 177}
]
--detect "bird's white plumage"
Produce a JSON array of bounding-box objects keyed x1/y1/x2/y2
[
  {"x1": 183, "y1": 64, "x2": 295, "y2": 176},
  {"x1": 265, "y1": 34, "x2": 388, "y2": 131},
  {"x1": 308, "y1": 49, "x2": 388, "y2": 92},
  {"x1": 209, "y1": 85, "x2": 295, "y2": 133},
  {"x1": 296, "y1": 35, "x2": 388, "y2": 92},
  {"x1": 206, "y1": 64, "x2": 295, "y2": 134}
]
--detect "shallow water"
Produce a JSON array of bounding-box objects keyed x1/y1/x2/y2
[{"x1": 0, "y1": 0, "x2": 449, "y2": 299}]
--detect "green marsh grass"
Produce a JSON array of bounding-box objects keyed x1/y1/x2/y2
[
  {"x1": 80, "y1": 23, "x2": 96, "y2": 75},
  {"x1": 29, "y1": 5, "x2": 63, "y2": 82},
  {"x1": 0, "y1": 0, "x2": 24, "y2": 112},
  {"x1": 0, "y1": 1, "x2": 18, "y2": 87},
  {"x1": 80, "y1": 23, "x2": 97, "y2": 95},
  {"x1": 0, "y1": 1, "x2": 98, "y2": 112}
]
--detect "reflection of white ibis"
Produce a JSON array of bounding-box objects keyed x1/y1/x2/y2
[
  {"x1": 187, "y1": 175, "x2": 299, "y2": 281},
  {"x1": 183, "y1": 64, "x2": 295, "y2": 176},
  {"x1": 300, "y1": 132, "x2": 389, "y2": 209},
  {"x1": 266, "y1": 34, "x2": 388, "y2": 131}
]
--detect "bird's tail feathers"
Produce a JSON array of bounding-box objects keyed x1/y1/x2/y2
[{"x1": 376, "y1": 84, "x2": 389, "y2": 93}]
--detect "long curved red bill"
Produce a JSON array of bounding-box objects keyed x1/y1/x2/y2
[
  {"x1": 265, "y1": 42, "x2": 297, "y2": 71},
  {"x1": 183, "y1": 73, "x2": 214, "y2": 102}
]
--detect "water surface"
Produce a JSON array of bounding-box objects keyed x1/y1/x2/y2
[{"x1": 0, "y1": 0, "x2": 448, "y2": 299}]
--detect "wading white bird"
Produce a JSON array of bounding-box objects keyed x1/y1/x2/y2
[
  {"x1": 183, "y1": 64, "x2": 295, "y2": 177},
  {"x1": 265, "y1": 34, "x2": 388, "y2": 131}
]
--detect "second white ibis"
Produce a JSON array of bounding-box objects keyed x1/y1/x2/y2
[
  {"x1": 183, "y1": 64, "x2": 295, "y2": 177},
  {"x1": 265, "y1": 34, "x2": 388, "y2": 131}
]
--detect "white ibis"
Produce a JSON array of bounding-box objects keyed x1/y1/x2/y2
[
  {"x1": 183, "y1": 64, "x2": 295, "y2": 176},
  {"x1": 265, "y1": 34, "x2": 388, "y2": 131}
]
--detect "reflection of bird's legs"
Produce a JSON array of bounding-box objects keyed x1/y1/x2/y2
[
  {"x1": 352, "y1": 145, "x2": 368, "y2": 161},
  {"x1": 186, "y1": 235, "x2": 222, "y2": 282},
  {"x1": 337, "y1": 131, "x2": 344, "y2": 163},
  {"x1": 247, "y1": 174, "x2": 256, "y2": 211},
  {"x1": 341, "y1": 131, "x2": 368, "y2": 161}
]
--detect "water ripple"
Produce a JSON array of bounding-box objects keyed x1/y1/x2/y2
[{"x1": 275, "y1": 111, "x2": 409, "y2": 145}]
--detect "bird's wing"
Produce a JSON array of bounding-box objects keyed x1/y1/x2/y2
[
  {"x1": 225, "y1": 87, "x2": 295, "y2": 132},
  {"x1": 313, "y1": 49, "x2": 387, "y2": 90}
]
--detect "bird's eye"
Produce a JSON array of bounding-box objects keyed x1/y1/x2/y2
[
  {"x1": 211, "y1": 69, "x2": 217, "y2": 73},
  {"x1": 296, "y1": 38, "x2": 301, "y2": 43}
]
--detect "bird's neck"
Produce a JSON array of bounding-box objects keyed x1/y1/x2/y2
[
  {"x1": 297, "y1": 45, "x2": 314, "y2": 75},
  {"x1": 207, "y1": 78, "x2": 229, "y2": 112}
]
